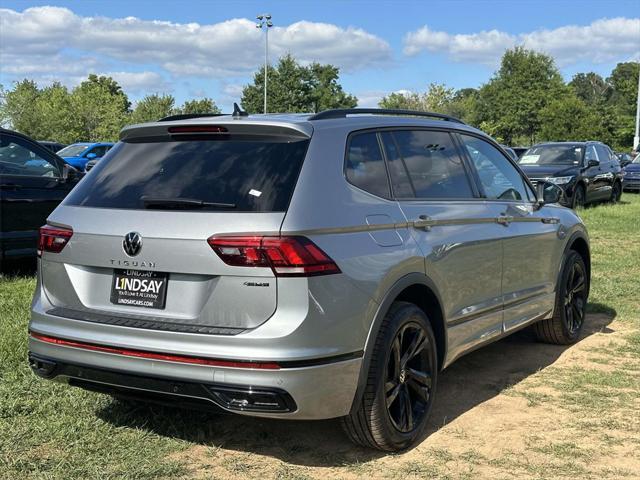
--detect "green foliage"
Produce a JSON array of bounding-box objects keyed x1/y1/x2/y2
[
  {"x1": 475, "y1": 47, "x2": 568, "y2": 144},
  {"x1": 379, "y1": 83, "x2": 455, "y2": 112},
  {"x1": 569, "y1": 72, "x2": 610, "y2": 106},
  {"x1": 241, "y1": 54, "x2": 356, "y2": 113},
  {"x1": 129, "y1": 94, "x2": 176, "y2": 124},
  {"x1": 179, "y1": 97, "x2": 221, "y2": 115},
  {"x1": 538, "y1": 94, "x2": 608, "y2": 142}
]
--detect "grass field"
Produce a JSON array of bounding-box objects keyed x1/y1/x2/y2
[{"x1": 1, "y1": 195, "x2": 639, "y2": 479}]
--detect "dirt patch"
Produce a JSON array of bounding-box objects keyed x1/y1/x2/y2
[{"x1": 168, "y1": 313, "x2": 639, "y2": 479}]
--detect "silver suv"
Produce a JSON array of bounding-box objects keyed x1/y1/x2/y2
[{"x1": 28, "y1": 108, "x2": 590, "y2": 451}]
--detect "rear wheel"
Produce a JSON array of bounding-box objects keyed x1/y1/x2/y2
[
  {"x1": 341, "y1": 302, "x2": 437, "y2": 451},
  {"x1": 572, "y1": 184, "x2": 585, "y2": 209},
  {"x1": 534, "y1": 250, "x2": 588, "y2": 345}
]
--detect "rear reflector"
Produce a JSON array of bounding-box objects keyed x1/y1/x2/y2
[
  {"x1": 38, "y1": 225, "x2": 73, "y2": 256},
  {"x1": 30, "y1": 332, "x2": 281, "y2": 370},
  {"x1": 207, "y1": 236, "x2": 341, "y2": 277},
  {"x1": 168, "y1": 125, "x2": 228, "y2": 134}
]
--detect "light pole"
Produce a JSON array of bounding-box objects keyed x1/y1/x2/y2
[
  {"x1": 256, "y1": 14, "x2": 273, "y2": 114},
  {"x1": 634, "y1": 64, "x2": 640, "y2": 152}
]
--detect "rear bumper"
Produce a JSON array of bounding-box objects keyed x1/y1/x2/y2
[{"x1": 28, "y1": 334, "x2": 362, "y2": 420}]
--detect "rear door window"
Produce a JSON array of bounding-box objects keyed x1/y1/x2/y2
[
  {"x1": 387, "y1": 130, "x2": 474, "y2": 199},
  {"x1": 345, "y1": 132, "x2": 390, "y2": 198},
  {"x1": 64, "y1": 136, "x2": 310, "y2": 212},
  {"x1": 0, "y1": 135, "x2": 60, "y2": 177}
]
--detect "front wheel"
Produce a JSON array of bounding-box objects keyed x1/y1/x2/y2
[
  {"x1": 341, "y1": 302, "x2": 437, "y2": 451},
  {"x1": 534, "y1": 250, "x2": 588, "y2": 345},
  {"x1": 572, "y1": 184, "x2": 585, "y2": 209},
  {"x1": 610, "y1": 182, "x2": 622, "y2": 203}
]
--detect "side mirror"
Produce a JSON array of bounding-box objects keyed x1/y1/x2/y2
[
  {"x1": 535, "y1": 181, "x2": 564, "y2": 208},
  {"x1": 621, "y1": 160, "x2": 631, "y2": 167},
  {"x1": 86, "y1": 152, "x2": 97, "y2": 159},
  {"x1": 61, "y1": 163, "x2": 79, "y2": 183},
  {"x1": 586, "y1": 159, "x2": 599, "y2": 168}
]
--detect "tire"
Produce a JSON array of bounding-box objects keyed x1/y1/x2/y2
[
  {"x1": 341, "y1": 301, "x2": 438, "y2": 451},
  {"x1": 534, "y1": 250, "x2": 588, "y2": 345},
  {"x1": 572, "y1": 184, "x2": 585, "y2": 209},
  {"x1": 610, "y1": 181, "x2": 622, "y2": 203}
]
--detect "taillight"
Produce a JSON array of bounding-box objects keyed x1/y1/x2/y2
[
  {"x1": 168, "y1": 125, "x2": 228, "y2": 134},
  {"x1": 207, "y1": 236, "x2": 341, "y2": 277},
  {"x1": 38, "y1": 225, "x2": 73, "y2": 256}
]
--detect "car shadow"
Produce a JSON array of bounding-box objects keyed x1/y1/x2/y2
[
  {"x1": 96, "y1": 309, "x2": 615, "y2": 467},
  {"x1": 0, "y1": 258, "x2": 37, "y2": 277}
]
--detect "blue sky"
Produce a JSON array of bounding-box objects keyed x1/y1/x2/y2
[{"x1": 1, "y1": 0, "x2": 638, "y2": 110}]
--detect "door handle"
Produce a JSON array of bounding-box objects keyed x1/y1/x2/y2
[
  {"x1": 496, "y1": 215, "x2": 513, "y2": 226},
  {"x1": 0, "y1": 183, "x2": 23, "y2": 190},
  {"x1": 412, "y1": 214, "x2": 433, "y2": 231}
]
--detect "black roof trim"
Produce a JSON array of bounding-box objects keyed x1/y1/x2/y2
[{"x1": 308, "y1": 108, "x2": 465, "y2": 124}]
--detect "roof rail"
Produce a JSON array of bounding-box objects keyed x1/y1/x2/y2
[
  {"x1": 307, "y1": 108, "x2": 465, "y2": 124},
  {"x1": 158, "y1": 113, "x2": 226, "y2": 122}
]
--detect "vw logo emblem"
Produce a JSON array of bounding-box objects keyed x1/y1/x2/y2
[{"x1": 123, "y1": 232, "x2": 142, "y2": 257}]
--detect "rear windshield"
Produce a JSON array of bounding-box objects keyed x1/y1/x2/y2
[{"x1": 64, "y1": 136, "x2": 309, "y2": 212}]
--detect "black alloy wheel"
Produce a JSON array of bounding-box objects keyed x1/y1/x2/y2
[
  {"x1": 384, "y1": 322, "x2": 433, "y2": 433},
  {"x1": 563, "y1": 259, "x2": 587, "y2": 335}
]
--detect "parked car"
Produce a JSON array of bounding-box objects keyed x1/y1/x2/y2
[
  {"x1": 38, "y1": 141, "x2": 67, "y2": 153},
  {"x1": 622, "y1": 154, "x2": 640, "y2": 192},
  {"x1": 616, "y1": 152, "x2": 634, "y2": 167},
  {"x1": 518, "y1": 141, "x2": 623, "y2": 208},
  {"x1": 500, "y1": 144, "x2": 519, "y2": 161},
  {"x1": 0, "y1": 128, "x2": 81, "y2": 261},
  {"x1": 57, "y1": 142, "x2": 114, "y2": 170},
  {"x1": 28, "y1": 108, "x2": 591, "y2": 451},
  {"x1": 512, "y1": 146, "x2": 529, "y2": 158}
]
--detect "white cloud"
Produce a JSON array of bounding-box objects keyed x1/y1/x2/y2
[
  {"x1": 107, "y1": 72, "x2": 171, "y2": 94},
  {"x1": 0, "y1": 6, "x2": 392, "y2": 85},
  {"x1": 403, "y1": 17, "x2": 640, "y2": 66}
]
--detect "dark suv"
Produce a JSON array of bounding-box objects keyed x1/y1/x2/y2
[{"x1": 518, "y1": 142, "x2": 623, "y2": 208}]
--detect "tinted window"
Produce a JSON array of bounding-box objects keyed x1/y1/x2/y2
[
  {"x1": 595, "y1": 145, "x2": 611, "y2": 163},
  {"x1": 90, "y1": 145, "x2": 109, "y2": 157},
  {"x1": 585, "y1": 146, "x2": 598, "y2": 163},
  {"x1": 380, "y1": 132, "x2": 414, "y2": 197},
  {"x1": 345, "y1": 132, "x2": 390, "y2": 198},
  {"x1": 0, "y1": 136, "x2": 60, "y2": 177},
  {"x1": 461, "y1": 135, "x2": 531, "y2": 201},
  {"x1": 391, "y1": 130, "x2": 473, "y2": 199},
  {"x1": 65, "y1": 137, "x2": 309, "y2": 212}
]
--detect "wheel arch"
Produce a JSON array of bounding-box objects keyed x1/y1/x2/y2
[
  {"x1": 349, "y1": 273, "x2": 447, "y2": 415},
  {"x1": 566, "y1": 232, "x2": 591, "y2": 296}
]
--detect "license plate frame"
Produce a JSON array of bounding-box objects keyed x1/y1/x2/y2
[{"x1": 110, "y1": 269, "x2": 168, "y2": 309}]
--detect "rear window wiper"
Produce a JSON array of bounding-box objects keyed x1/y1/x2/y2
[{"x1": 141, "y1": 196, "x2": 236, "y2": 210}]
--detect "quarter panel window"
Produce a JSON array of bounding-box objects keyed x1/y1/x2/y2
[
  {"x1": 345, "y1": 132, "x2": 390, "y2": 198},
  {"x1": 0, "y1": 136, "x2": 60, "y2": 177},
  {"x1": 460, "y1": 135, "x2": 530, "y2": 201},
  {"x1": 391, "y1": 130, "x2": 474, "y2": 199}
]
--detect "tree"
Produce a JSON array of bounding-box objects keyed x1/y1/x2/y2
[
  {"x1": 607, "y1": 62, "x2": 640, "y2": 114},
  {"x1": 569, "y1": 72, "x2": 610, "y2": 106},
  {"x1": 36, "y1": 82, "x2": 73, "y2": 143},
  {"x1": 69, "y1": 75, "x2": 129, "y2": 141},
  {"x1": 307, "y1": 63, "x2": 357, "y2": 112},
  {"x1": 538, "y1": 94, "x2": 610, "y2": 143},
  {"x1": 178, "y1": 98, "x2": 221, "y2": 115},
  {"x1": 129, "y1": 94, "x2": 176, "y2": 124},
  {"x1": 475, "y1": 47, "x2": 567, "y2": 144},
  {"x1": 379, "y1": 83, "x2": 455, "y2": 112},
  {"x1": 2, "y1": 79, "x2": 43, "y2": 138},
  {"x1": 241, "y1": 54, "x2": 356, "y2": 113}
]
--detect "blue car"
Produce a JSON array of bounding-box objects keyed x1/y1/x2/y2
[{"x1": 57, "y1": 142, "x2": 114, "y2": 170}]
